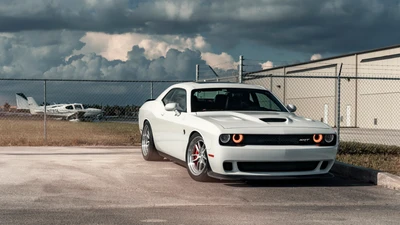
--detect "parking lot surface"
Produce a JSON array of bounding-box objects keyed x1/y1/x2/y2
[{"x1": 0, "y1": 147, "x2": 399, "y2": 225}]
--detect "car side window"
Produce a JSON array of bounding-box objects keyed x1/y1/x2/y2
[
  {"x1": 162, "y1": 88, "x2": 187, "y2": 112},
  {"x1": 162, "y1": 89, "x2": 177, "y2": 105},
  {"x1": 171, "y1": 89, "x2": 187, "y2": 112}
]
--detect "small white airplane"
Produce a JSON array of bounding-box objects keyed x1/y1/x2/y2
[{"x1": 16, "y1": 93, "x2": 103, "y2": 122}]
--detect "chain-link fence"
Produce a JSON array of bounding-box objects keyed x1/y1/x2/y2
[
  {"x1": 2, "y1": 68, "x2": 400, "y2": 147},
  {"x1": 0, "y1": 78, "x2": 191, "y2": 146},
  {"x1": 242, "y1": 68, "x2": 400, "y2": 147}
]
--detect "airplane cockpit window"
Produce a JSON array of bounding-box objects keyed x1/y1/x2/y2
[
  {"x1": 66, "y1": 105, "x2": 73, "y2": 110},
  {"x1": 74, "y1": 105, "x2": 83, "y2": 110}
]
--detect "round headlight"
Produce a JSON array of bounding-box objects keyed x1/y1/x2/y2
[
  {"x1": 324, "y1": 134, "x2": 335, "y2": 143},
  {"x1": 220, "y1": 134, "x2": 231, "y2": 143},
  {"x1": 232, "y1": 134, "x2": 244, "y2": 144}
]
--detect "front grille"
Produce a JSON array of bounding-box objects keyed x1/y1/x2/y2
[
  {"x1": 237, "y1": 161, "x2": 319, "y2": 172},
  {"x1": 219, "y1": 134, "x2": 337, "y2": 146},
  {"x1": 243, "y1": 134, "x2": 316, "y2": 145}
]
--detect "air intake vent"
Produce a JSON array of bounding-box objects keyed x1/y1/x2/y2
[{"x1": 260, "y1": 118, "x2": 287, "y2": 123}]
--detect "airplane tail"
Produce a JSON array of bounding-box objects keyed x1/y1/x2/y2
[
  {"x1": 16, "y1": 93, "x2": 30, "y2": 110},
  {"x1": 27, "y1": 97, "x2": 40, "y2": 115}
]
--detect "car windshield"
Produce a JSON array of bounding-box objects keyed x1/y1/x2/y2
[{"x1": 191, "y1": 88, "x2": 287, "y2": 112}]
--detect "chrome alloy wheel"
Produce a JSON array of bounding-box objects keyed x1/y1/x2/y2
[
  {"x1": 141, "y1": 125, "x2": 150, "y2": 156},
  {"x1": 187, "y1": 139, "x2": 208, "y2": 176}
]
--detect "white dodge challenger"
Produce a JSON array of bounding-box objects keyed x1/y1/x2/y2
[{"x1": 138, "y1": 82, "x2": 338, "y2": 182}]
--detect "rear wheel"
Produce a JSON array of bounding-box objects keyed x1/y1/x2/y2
[
  {"x1": 141, "y1": 121, "x2": 164, "y2": 161},
  {"x1": 186, "y1": 133, "x2": 213, "y2": 182}
]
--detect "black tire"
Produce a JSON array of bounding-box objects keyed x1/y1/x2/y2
[
  {"x1": 186, "y1": 133, "x2": 214, "y2": 182},
  {"x1": 141, "y1": 121, "x2": 164, "y2": 161}
]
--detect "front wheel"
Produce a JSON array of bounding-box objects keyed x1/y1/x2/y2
[{"x1": 186, "y1": 133, "x2": 213, "y2": 182}]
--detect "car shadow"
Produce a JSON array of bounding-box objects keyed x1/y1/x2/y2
[{"x1": 218, "y1": 174, "x2": 375, "y2": 188}]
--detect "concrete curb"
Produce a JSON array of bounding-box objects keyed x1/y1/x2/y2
[{"x1": 331, "y1": 161, "x2": 400, "y2": 191}]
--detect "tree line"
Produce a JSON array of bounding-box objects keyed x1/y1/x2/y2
[{"x1": 84, "y1": 104, "x2": 141, "y2": 117}]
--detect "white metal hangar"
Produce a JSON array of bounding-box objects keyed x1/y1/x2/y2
[{"x1": 244, "y1": 44, "x2": 400, "y2": 130}]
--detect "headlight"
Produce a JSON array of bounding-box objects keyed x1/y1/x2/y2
[
  {"x1": 232, "y1": 134, "x2": 244, "y2": 144},
  {"x1": 313, "y1": 134, "x2": 323, "y2": 143},
  {"x1": 324, "y1": 134, "x2": 335, "y2": 143},
  {"x1": 219, "y1": 134, "x2": 231, "y2": 143}
]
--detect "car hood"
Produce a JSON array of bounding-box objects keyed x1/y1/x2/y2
[{"x1": 196, "y1": 111, "x2": 330, "y2": 129}]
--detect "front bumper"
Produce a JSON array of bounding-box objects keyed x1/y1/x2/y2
[
  {"x1": 207, "y1": 171, "x2": 335, "y2": 181},
  {"x1": 207, "y1": 144, "x2": 338, "y2": 178}
]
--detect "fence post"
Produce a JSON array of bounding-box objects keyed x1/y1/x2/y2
[
  {"x1": 43, "y1": 80, "x2": 47, "y2": 145},
  {"x1": 270, "y1": 75, "x2": 273, "y2": 93},
  {"x1": 150, "y1": 82, "x2": 153, "y2": 99},
  {"x1": 354, "y1": 53, "x2": 358, "y2": 128},
  {"x1": 283, "y1": 67, "x2": 286, "y2": 104},
  {"x1": 239, "y1": 55, "x2": 243, "y2": 83},
  {"x1": 195, "y1": 64, "x2": 199, "y2": 82},
  {"x1": 336, "y1": 63, "x2": 343, "y2": 143}
]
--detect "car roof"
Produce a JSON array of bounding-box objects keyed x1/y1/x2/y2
[{"x1": 169, "y1": 82, "x2": 267, "y2": 91}]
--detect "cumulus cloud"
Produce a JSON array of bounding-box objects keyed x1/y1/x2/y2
[
  {"x1": 260, "y1": 61, "x2": 274, "y2": 69},
  {"x1": 201, "y1": 52, "x2": 238, "y2": 70},
  {"x1": 310, "y1": 54, "x2": 322, "y2": 61},
  {"x1": 0, "y1": 30, "x2": 85, "y2": 78},
  {"x1": 0, "y1": 30, "x2": 210, "y2": 105},
  {"x1": 0, "y1": 0, "x2": 399, "y2": 54},
  {"x1": 45, "y1": 46, "x2": 207, "y2": 81},
  {"x1": 74, "y1": 32, "x2": 211, "y2": 61},
  {"x1": 0, "y1": 29, "x2": 213, "y2": 81}
]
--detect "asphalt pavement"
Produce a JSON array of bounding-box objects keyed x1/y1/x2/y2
[{"x1": 0, "y1": 146, "x2": 399, "y2": 225}]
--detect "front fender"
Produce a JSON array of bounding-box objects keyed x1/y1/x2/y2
[{"x1": 184, "y1": 116, "x2": 223, "y2": 153}]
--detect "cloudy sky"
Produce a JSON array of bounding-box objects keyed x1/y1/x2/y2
[{"x1": 1, "y1": 0, "x2": 400, "y2": 105}]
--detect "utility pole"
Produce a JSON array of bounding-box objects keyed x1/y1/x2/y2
[
  {"x1": 195, "y1": 64, "x2": 199, "y2": 82},
  {"x1": 239, "y1": 55, "x2": 243, "y2": 83},
  {"x1": 150, "y1": 82, "x2": 153, "y2": 99},
  {"x1": 336, "y1": 63, "x2": 343, "y2": 145},
  {"x1": 43, "y1": 80, "x2": 47, "y2": 145}
]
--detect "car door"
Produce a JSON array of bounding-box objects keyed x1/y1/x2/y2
[
  {"x1": 154, "y1": 88, "x2": 188, "y2": 160},
  {"x1": 150, "y1": 89, "x2": 176, "y2": 151}
]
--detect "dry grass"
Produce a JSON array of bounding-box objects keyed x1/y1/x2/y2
[
  {"x1": 337, "y1": 155, "x2": 400, "y2": 176},
  {"x1": 0, "y1": 119, "x2": 141, "y2": 146},
  {"x1": 337, "y1": 141, "x2": 400, "y2": 175}
]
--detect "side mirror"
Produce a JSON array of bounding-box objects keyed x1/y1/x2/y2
[
  {"x1": 286, "y1": 104, "x2": 297, "y2": 112},
  {"x1": 165, "y1": 103, "x2": 177, "y2": 111}
]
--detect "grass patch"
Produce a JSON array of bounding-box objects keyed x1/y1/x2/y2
[
  {"x1": 337, "y1": 141, "x2": 400, "y2": 175},
  {"x1": 0, "y1": 119, "x2": 141, "y2": 146}
]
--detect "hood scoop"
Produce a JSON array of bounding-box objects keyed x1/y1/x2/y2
[{"x1": 260, "y1": 118, "x2": 287, "y2": 123}]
